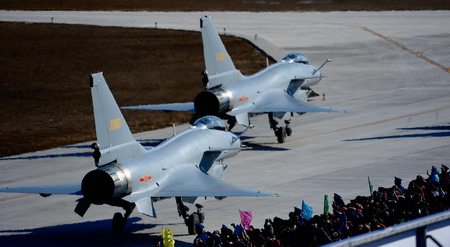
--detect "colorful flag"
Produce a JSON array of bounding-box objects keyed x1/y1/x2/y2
[
  {"x1": 324, "y1": 195, "x2": 329, "y2": 216},
  {"x1": 302, "y1": 200, "x2": 313, "y2": 220},
  {"x1": 239, "y1": 210, "x2": 253, "y2": 230},
  {"x1": 162, "y1": 228, "x2": 175, "y2": 247},
  {"x1": 368, "y1": 176, "x2": 374, "y2": 200}
]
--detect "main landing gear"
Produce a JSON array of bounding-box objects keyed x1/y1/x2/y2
[
  {"x1": 269, "y1": 113, "x2": 292, "y2": 143},
  {"x1": 176, "y1": 197, "x2": 205, "y2": 235},
  {"x1": 110, "y1": 199, "x2": 136, "y2": 234}
]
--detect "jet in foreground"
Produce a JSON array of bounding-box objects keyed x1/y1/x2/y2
[
  {"x1": 0, "y1": 72, "x2": 275, "y2": 234},
  {"x1": 123, "y1": 16, "x2": 344, "y2": 143}
]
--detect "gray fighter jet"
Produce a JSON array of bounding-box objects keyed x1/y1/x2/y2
[
  {"x1": 0, "y1": 72, "x2": 275, "y2": 234},
  {"x1": 123, "y1": 16, "x2": 344, "y2": 143}
]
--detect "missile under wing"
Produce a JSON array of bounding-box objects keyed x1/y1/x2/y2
[{"x1": 0, "y1": 72, "x2": 276, "y2": 234}]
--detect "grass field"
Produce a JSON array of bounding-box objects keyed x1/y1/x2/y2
[
  {"x1": 1, "y1": 0, "x2": 447, "y2": 157},
  {"x1": 0, "y1": 0, "x2": 449, "y2": 11},
  {"x1": 0, "y1": 22, "x2": 268, "y2": 157}
]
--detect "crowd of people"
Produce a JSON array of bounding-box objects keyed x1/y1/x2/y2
[{"x1": 193, "y1": 165, "x2": 450, "y2": 247}]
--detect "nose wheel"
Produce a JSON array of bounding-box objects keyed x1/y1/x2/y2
[
  {"x1": 275, "y1": 127, "x2": 287, "y2": 143},
  {"x1": 285, "y1": 120, "x2": 292, "y2": 137},
  {"x1": 187, "y1": 204, "x2": 205, "y2": 235},
  {"x1": 269, "y1": 113, "x2": 292, "y2": 143}
]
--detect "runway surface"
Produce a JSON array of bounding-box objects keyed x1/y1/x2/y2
[{"x1": 0, "y1": 11, "x2": 449, "y2": 246}]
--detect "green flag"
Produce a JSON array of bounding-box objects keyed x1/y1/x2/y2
[
  {"x1": 324, "y1": 195, "x2": 329, "y2": 216},
  {"x1": 368, "y1": 176, "x2": 374, "y2": 200}
]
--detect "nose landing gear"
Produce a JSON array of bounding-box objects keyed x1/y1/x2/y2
[
  {"x1": 176, "y1": 197, "x2": 205, "y2": 235},
  {"x1": 269, "y1": 113, "x2": 292, "y2": 143},
  {"x1": 275, "y1": 126, "x2": 287, "y2": 143}
]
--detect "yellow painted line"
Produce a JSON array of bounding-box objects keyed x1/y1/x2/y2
[
  {"x1": 280, "y1": 105, "x2": 450, "y2": 144},
  {"x1": 0, "y1": 194, "x2": 32, "y2": 202},
  {"x1": 361, "y1": 27, "x2": 450, "y2": 73},
  {"x1": 418, "y1": 45, "x2": 450, "y2": 57}
]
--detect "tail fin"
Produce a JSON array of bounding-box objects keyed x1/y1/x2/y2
[
  {"x1": 90, "y1": 72, "x2": 145, "y2": 165},
  {"x1": 200, "y1": 16, "x2": 244, "y2": 88}
]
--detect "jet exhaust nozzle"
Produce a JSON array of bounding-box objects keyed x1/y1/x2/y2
[
  {"x1": 194, "y1": 88, "x2": 232, "y2": 116},
  {"x1": 81, "y1": 164, "x2": 131, "y2": 205}
]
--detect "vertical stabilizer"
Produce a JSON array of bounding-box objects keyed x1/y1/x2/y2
[
  {"x1": 90, "y1": 72, "x2": 145, "y2": 165},
  {"x1": 200, "y1": 16, "x2": 244, "y2": 88}
]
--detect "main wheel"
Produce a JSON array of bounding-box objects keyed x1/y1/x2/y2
[
  {"x1": 286, "y1": 127, "x2": 292, "y2": 137},
  {"x1": 187, "y1": 213, "x2": 200, "y2": 235},
  {"x1": 112, "y1": 212, "x2": 125, "y2": 234},
  {"x1": 276, "y1": 127, "x2": 286, "y2": 143}
]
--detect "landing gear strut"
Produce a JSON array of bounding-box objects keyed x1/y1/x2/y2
[
  {"x1": 269, "y1": 113, "x2": 292, "y2": 143},
  {"x1": 176, "y1": 197, "x2": 205, "y2": 235},
  {"x1": 275, "y1": 126, "x2": 287, "y2": 143},
  {"x1": 176, "y1": 197, "x2": 190, "y2": 223},
  {"x1": 110, "y1": 199, "x2": 135, "y2": 234},
  {"x1": 285, "y1": 120, "x2": 292, "y2": 137}
]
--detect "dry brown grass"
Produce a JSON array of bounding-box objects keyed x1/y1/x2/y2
[
  {"x1": 0, "y1": 22, "x2": 268, "y2": 157},
  {"x1": 0, "y1": 0, "x2": 449, "y2": 11},
  {"x1": 1, "y1": 1, "x2": 447, "y2": 157}
]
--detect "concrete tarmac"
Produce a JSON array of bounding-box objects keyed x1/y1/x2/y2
[{"x1": 0, "y1": 11, "x2": 449, "y2": 246}]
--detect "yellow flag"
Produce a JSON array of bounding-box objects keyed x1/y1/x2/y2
[{"x1": 162, "y1": 228, "x2": 175, "y2": 247}]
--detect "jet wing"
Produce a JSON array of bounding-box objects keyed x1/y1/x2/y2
[
  {"x1": 0, "y1": 183, "x2": 82, "y2": 195},
  {"x1": 121, "y1": 102, "x2": 195, "y2": 112},
  {"x1": 251, "y1": 91, "x2": 345, "y2": 113},
  {"x1": 154, "y1": 168, "x2": 276, "y2": 197},
  {"x1": 125, "y1": 168, "x2": 277, "y2": 201}
]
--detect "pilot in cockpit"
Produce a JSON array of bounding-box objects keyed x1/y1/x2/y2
[
  {"x1": 282, "y1": 52, "x2": 309, "y2": 64},
  {"x1": 192, "y1": 116, "x2": 227, "y2": 131}
]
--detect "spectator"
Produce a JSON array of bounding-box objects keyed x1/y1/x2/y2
[
  {"x1": 393, "y1": 177, "x2": 407, "y2": 194},
  {"x1": 428, "y1": 166, "x2": 441, "y2": 184},
  {"x1": 194, "y1": 223, "x2": 209, "y2": 247},
  {"x1": 199, "y1": 166, "x2": 450, "y2": 247}
]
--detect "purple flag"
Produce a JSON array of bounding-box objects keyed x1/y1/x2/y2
[{"x1": 239, "y1": 210, "x2": 253, "y2": 230}]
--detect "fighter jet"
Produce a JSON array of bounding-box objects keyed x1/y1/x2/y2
[
  {"x1": 0, "y1": 72, "x2": 275, "y2": 234},
  {"x1": 123, "y1": 16, "x2": 344, "y2": 143}
]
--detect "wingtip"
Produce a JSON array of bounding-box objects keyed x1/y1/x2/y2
[
  {"x1": 257, "y1": 191, "x2": 279, "y2": 197},
  {"x1": 330, "y1": 108, "x2": 346, "y2": 113}
]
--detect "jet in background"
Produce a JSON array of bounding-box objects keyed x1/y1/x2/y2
[
  {"x1": 123, "y1": 16, "x2": 344, "y2": 143},
  {"x1": 0, "y1": 72, "x2": 275, "y2": 234}
]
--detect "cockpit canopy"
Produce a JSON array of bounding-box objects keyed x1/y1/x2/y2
[
  {"x1": 192, "y1": 116, "x2": 227, "y2": 131},
  {"x1": 282, "y1": 52, "x2": 309, "y2": 64}
]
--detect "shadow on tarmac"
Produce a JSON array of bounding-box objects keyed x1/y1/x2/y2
[
  {"x1": 240, "y1": 135, "x2": 289, "y2": 151},
  {"x1": 344, "y1": 124, "x2": 450, "y2": 141},
  {"x1": 0, "y1": 152, "x2": 92, "y2": 161},
  {"x1": 397, "y1": 125, "x2": 450, "y2": 131},
  {"x1": 242, "y1": 141, "x2": 289, "y2": 151},
  {"x1": 0, "y1": 217, "x2": 192, "y2": 247}
]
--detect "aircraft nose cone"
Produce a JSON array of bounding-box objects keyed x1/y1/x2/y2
[{"x1": 81, "y1": 169, "x2": 114, "y2": 205}]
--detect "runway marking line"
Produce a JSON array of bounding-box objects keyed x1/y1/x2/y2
[
  {"x1": 0, "y1": 194, "x2": 32, "y2": 202},
  {"x1": 361, "y1": 27, "x2": 450, "y2": 73},
  {"x1": 281, "y1": 105, "x2": 450, "y2": 144}
]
